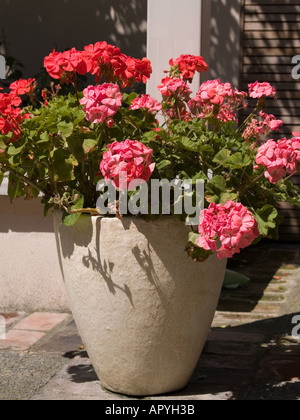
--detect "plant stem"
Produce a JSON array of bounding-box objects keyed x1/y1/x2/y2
[
  {"x1": 72, "y1": 73, "x2": 80, "y2": 105},
  {"x1": 69, "y1": 208, "x2": 101, "y2": 215},
  {"x1": 251, "y1": 172, "x2": 265, "y2": 185},
  {"x1": 239, "y1": 172, "x2": 265, "y2": 196},
  {"x1": 6, "y1": 166, "x2": 46, "y2": 195},
  {"x1": 282, "y1": 173, "x2": 296, "y2": 183},
  {"x1": 237, "y1": 104, "x2": 260, "y2": 134},
  {"x1": 119, "y1": 109, "x2": 143, "y2": 135}
]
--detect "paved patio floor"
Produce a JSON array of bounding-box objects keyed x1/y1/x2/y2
[{"x1": 0, "y1": 241, "x2": 299, "y2": 401}]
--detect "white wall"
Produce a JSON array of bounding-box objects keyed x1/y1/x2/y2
[
  {"x1": 147, "y1": 0, "x2": 203, "y2": 100},
  {"x1": 0, "y1": 196, "x2": 69, "y2": 311},
  {"x1": 147, "y1": 0, "x2": 243, "y2": 99}
]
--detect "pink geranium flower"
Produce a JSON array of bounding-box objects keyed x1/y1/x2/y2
[
  {"x1": 80, "y1": 84, "x2": 122, "y2": 125},
  {"x1": 129, "y1": 94, "x2": 162, "y2": 113},
  {"x1": 158, "y1": 77, "x2": 192, "y2": 99},
  {"x1": 198, "y1": 201, "x2": 260, "y2": 260},
  {"x1": 243, "y1": 112, "x2": 283, "y2": 142},
  {"x1": 198, "y1": 79, "x2": 233, "y2": 105},
  {"x1": 256, "y1": 137, "x2": 300, "y2": 184},
  {"x1": 248, "y1": 81, "x2": 277, "y2": 99},
  {"x1": 100, "y1": 139, "x2": 156, "y2": 189}
]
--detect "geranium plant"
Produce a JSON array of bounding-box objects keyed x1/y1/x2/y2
[{"x1": 0, "y1": 42, "x2": 299, "y2": 262}]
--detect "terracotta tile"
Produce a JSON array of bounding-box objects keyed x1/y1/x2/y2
[
  {"x1": 0, "y1": 329, "x2": 45, "y2": 350},
  {"x1": 13, "y1": 312, "x2": 69, "y2": 332},
  {"x1": 0, "y1": 312, "x2": 25, "y2": 327}
]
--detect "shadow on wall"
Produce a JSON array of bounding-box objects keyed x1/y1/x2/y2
[
  {"x1": 0, "y1": 196, "x2": 54, "y2": 233},
  {"x1": 208, "y1": 0, "x2": 242, "y2": 87},
  {"x1": 0, "y1": 0, "x2": 147, "y2": 78},
  {"x1": 240, "y1": 1, "x2": 300, "y2": 138}
]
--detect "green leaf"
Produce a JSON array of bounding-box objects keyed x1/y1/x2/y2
[
  {"x1": 228, "y1": 152, "x2": 251, "y2": 169},
  {"x1": 188, "y1": 232, "x2": 201, "y2": 245},
  {"x1": 206, "y1": 175, "x2": 227, "y2": 203},
  {"x1": 83, "y1": 138, "x2": 98, "y2": 154},
  {"x1": 67, "y1": 135, "x2": 85, "y2": 161},
  {"x1": 7, "y1": 173, "x2": 24, "y2": 199},
  {"x1": 213, "y1": 149, "x2": 231, "y2": 165},
  {"x1": 43, "y1": 201, "x2": 54, "y2": 217},
  {"x1": 37, "y1": 132, "x2": 50, "y2": 144},
  {"x1": 62, "y1": 191, "x2": 85, "y2": 227},
  {"x1": 255, "y1": 205, "x2": 278, "y2": 236},
  {"x1": 57, "y1": 121, "x2": 74, "y2": 138},
  {"x1": 207, "y1": 175, "x2": 226, "y2": 195},
  {"x1": 73, "y1": 111, "x2": 86, "y2": 126},
  {"x1": 51, "y1": 149, "x2": 77, "y2": 182},
  {"x1": 186, "y1": 232, "x2": 212, "y2": 262},
  {"x1": 123, "y1": 92, "x2": 138, "y2": 105},
  {"x1": 198, "y1": 144, "x2": 214, "y2": 154},
  {"x1": 179, "y1": 137, "x2": 200, "y2": 152},
  {"x1": 7, "y1": 145, "x2": 24, "y2": 156},
  {"x1": 219, "y1": 192, "x2": 238, "y2": 204},
  {"x1": 157, "y1": 160, "x2": 172, "y2": 171},
  {"x1": 128, "y1": 92, "x2": 138, "y2": 104},
  {"x1": 0, "y1": 172, "x2": 4, "y2": 187}
]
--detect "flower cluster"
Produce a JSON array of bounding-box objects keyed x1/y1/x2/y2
[
  {"x1": 83, "y1": 42, "x2": 152, "y2": 87},
  {"x1": 100, "y1": 139, "x2": 156, "y2": 189},
  {"x1": 188, "y1": 80, "x2": 247, "y2": 123},
  {"x1": 44, "y1": 42, "x2": 152, "y2": 87},
  {"x1": 243, "y1": 111, "x2": 283, "y2": 142},
  {"x1": 198, "y1": 201, "x2": 260, "y2": 260},
  {"x1": 158, "y1": 77, "x2": 192, "y2": 99},
  {"x1": 9, "y1": 78, "x2": 36, "y2": 96},
  {"x1": 80, "y1": 84, "x2": 123, "y2": 126},
  {"x1": 256, "y1": 137, "x2": 300, "y2": 184},
  {"x1": 1, "y1": 42, "x2": 299, "y2": 261},
  {"x1": 129, "y1": 94, "x2": 162, "y2": 113},
  {"x1": 44, "y1": 48, "x2": 89, "y2": 83},
  {"x1": 185, "y1": 81, "x2": 276, "y2": 126},
  {"x1": 248, "y1": 81, "x2": 277, "y2": 99},
  {"x1": 169, "y1": 54, "x2": 208, "y2": 82},
  {"x1": 197, "y1": 79, "x2": 233, "y2": 105},
  {"x1": 0, "y1": 79, "x2": 34, "y2": 140}
]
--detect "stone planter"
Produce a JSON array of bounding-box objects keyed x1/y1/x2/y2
[{"x1": 54, "y1": 214, "x2": 227, "y2": 396}]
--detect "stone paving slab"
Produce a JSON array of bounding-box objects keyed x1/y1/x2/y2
[{"x1": 1, "y1": 330, "x2": 46, "y2": 351}]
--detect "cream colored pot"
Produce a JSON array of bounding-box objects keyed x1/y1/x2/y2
[{"x1": 54, "y1": 214, "x2": 227, "y2": 396}]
